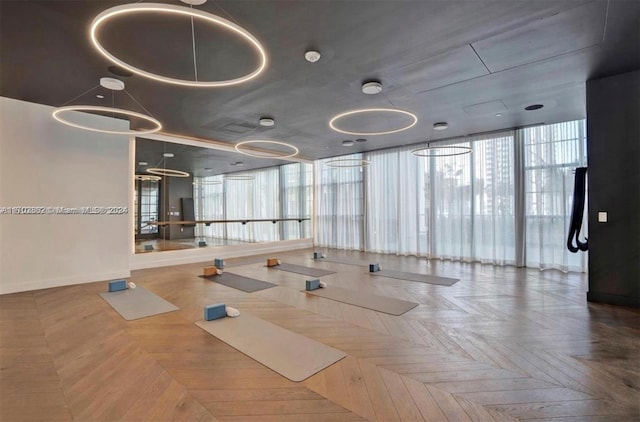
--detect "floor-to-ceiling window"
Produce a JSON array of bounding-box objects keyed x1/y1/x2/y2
[{"x1": 315, "y1": 119, "x2": 588, "y2": 272}]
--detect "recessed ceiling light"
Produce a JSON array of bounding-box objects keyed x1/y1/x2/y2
[
  {"x1": 433, "y1": 122, "x2": 449, "y2": 131},
  {"x1": 525, "y1": 104, "x2": 544, "y2": 111},
  {"x1": 138, "y1": 161, "x2": 148, "y2": 166},
  {"x1": 96, "y1": 94, "x2": 105, "y2": 99},
  {"x1": 304, "y1": 50, "x2": 321, "y2": 63},
  {"x1": 259, "y1": 117, "x2": 275, "y2": 127},
  {"x1": 163, "y1": 152, "x2": 174, "y2": 158},
  {"x1": 361, "y1": 81, "x2": 382, "y2": 95},
  {"x1": 355, "y1": 138, "x2": 367, "y2": 143},
  {"x1": 342, "y1": 140, "x2": 354, "y2": 146}
]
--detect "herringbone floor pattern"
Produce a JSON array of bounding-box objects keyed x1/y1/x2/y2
[{"x1": 1, "y1": 248, "x2": 638, "y2": 421}]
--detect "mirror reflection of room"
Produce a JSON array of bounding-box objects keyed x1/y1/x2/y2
[{"x1": 133, "y1": 139, "x2": 312, "y2": 253}]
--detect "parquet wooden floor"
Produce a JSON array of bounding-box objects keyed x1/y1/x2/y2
[{"x1": 1, "y1": 248, "x2": 638, "y2": 421}]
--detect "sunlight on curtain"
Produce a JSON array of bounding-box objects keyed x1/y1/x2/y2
[
  {"x1": 194, "y1": 175, "x2": 224, "y2": 239},
  {"x1": 523, "y1": 120, "x2": 587, "y2": 272},
  {"x1": 315, "y1": 153, "x2": 364, "y2": 250}
]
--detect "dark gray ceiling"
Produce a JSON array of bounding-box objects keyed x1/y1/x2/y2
[{"x1": 1, "y1": 0, "x2": 638, "y2": 170}]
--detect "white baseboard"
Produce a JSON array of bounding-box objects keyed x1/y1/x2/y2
[
  {"x1": 0, "y1": 269, "x2": 131, "y2": 295},
  {"x1": 130, "y1": 238, "x2": 313, "y2": 270}
]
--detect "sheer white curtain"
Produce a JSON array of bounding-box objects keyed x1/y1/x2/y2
[
  {"x1": 225, "y1": 168, "x2": 280, "y2": 242},
  {"x1": 280, "y1": 163, "x2": 313, "y2": 240},
  {"x1": 314, "y1": 154, "x2": 364, "y2": 250},
  {"x1": 194, "y1": 175, "x2": 224, "y2": 238},
  {"x1": 523, "y1": 120, "x2": 587, "y2": 272},
  {"x1": 365, "y1": 145, "x2": 428, "y2": 255}
]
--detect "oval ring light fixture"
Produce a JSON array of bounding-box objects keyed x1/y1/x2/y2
[
  {"x1": 329, "y1": 108, "x2": 418, "y2": 136},
  {"x1": 224, "y1": 174, "x2": 255, "y2": 181},
  {"x1": 135, "y1": 174, "x2": 162, "y2": 181},
  {"x1": 52, "y1": 106, "x2": 162, "y2": 135},
  {"x1": 234, "y1": 140, "x2": 299, "y2": 158},
  {"x1": 90, "y1": 3, "x2": 268, "y2": 87},
  {"x1": 411, "y1": 145, "x2": 472, "y2": 157},
  {"x1": 324, "y1": 158, "x2": 371, "y2": 168},
  {"x1": 146, "y1": 168, "x2": 190, "y2": 177}
]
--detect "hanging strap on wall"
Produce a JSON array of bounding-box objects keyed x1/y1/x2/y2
[{"x1": 567, "y1": 167, "x2": 588, "y2": 253}]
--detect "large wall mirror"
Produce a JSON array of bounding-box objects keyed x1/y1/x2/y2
[{"x1": 133, "y1": 138, "x2": 312, "y2": 254}]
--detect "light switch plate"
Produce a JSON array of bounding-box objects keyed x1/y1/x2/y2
[{"x1": 598, "y1": 212, "x2": 607, "y2": 222}]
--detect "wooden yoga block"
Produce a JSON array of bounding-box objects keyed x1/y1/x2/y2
[
  {"x1": 306, "y1": 279, "x2": 320, "y2": 291},
  {"x1": 108, "y1": 279, "x2": 127, "y2": 292},
  {"x1": 369, "y1": 263, "x2": 380, "y2": 272},
  {"x1": 203, "y1": 266, "x2": 222, "y2": 276},
  {"x1": 267, "y1": 258, "x2": 280, "y2": 267},
  {"x1": 204, "y1": 303, "x2": 226, "y2": 321}
]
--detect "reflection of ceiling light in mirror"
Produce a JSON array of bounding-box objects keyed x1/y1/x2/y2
[
  {"x1": 411, "y1": 145, "x2": 472, "y2": 157},
  {"x1": 163, "y1": 153, "x2": 174, "y2": 158},
  {"x1": 138, "y1": 161, "x2": 148, "y2": 166},
  {"x1": 304, "y1": 50, "x2": 321, "y2": 63},
  {"x1": 235, "y1": 140, "x2": 299, "y2": 158},
  {"x1": 342, "y1": 140, "x2": 354, "y2": 146},
  {"x1": 193, "y1": 180, "x2": 221, "y2": 185},
  {"x1": 361, "y1": 81, "x2": 382, "y2": 95},
  {"x1": 224, "y1": 174, "x2": 254, "y2": 181},
  {"x1": 259, "y1": 117, "x2": 275, "y2": 127},
  {"x1": 329, "y1": 108, "x2": 418, "y2": 135},
  {"x1": 146, "y1": 168, "x2": 190, "y2": 177},
  {"x1": 90, "y1": 3, "x2": 267, "y2": 87},
  {"x1": 135, "y1": 174, "x2": 161, "y2": 181},
  {"x1": 433, "y1": 122, "x2": 448, "y2": 131},
  {"x1": 325, "y1": 158, "x2": 371, "y2": 168}
]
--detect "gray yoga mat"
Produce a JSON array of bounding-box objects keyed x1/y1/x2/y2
[
  {"x1": 269, "y1": 263, "x2": 336, "y2": 277},
  {"x1": 316, "y1": 256, "x2": 370, "y2": 267},
  {"x1": 99, "y1": 286, "x2": 178, "y2": 321},
  {"x1": 223, "y1": 257, "x2": 267, "y2": 267},
  {"x1": 304, "y1": 286, "x2": 418, "y2": 315},
  {"x1": 369, "y1": 269, "x2": 459, "y2": 286},
  {"x1": 196, "y1": 313, "x2": 346, "y2": 381},
  {"x1": 201, "y1": 272, "x2": 276, "y2": 293}
]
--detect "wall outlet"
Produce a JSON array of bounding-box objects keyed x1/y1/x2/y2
[{"x1": 598, "y1": 211, "x2": 608, "y2": 222}]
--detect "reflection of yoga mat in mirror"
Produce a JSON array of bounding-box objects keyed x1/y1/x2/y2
[
  {"x1": 304, "y1": 286, "x2": 418, "y2": 315},
  {"x1": 268, "y1": 262, "x2": 336, "y2": 277},
  {"x1": 369, "y1": 269, "x2": 459, "y2": 286},
  {"x1": 196, "y1": 313, "x2": 346, "y2": 382},
  {"x1": 200, "y1": 272, "x2": 276, "y2": 293},
  {"x1": 99, "y1": 286, "x2": 178, "y2": 320}
]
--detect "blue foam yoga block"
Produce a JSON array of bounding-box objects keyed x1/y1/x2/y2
[
  {"x1": 313, "y1": 252, "x2": 323, "y2": 259},
  {"x1": 214, "y1": 258, "x2": 225, "y2": 268},
  {"x1": 204, "y1": 303, "x2": 226, "y2": 321},
  {"x1": 198, "y1": 241, "x2": 207, "y2": 247},
  {"x1": 109, "y1": 279, "x2": 127, "y2": 292},
  {"x1": 369, "y1": 263, "x2": 380, "y2": 272},
  {"x1": 144, "y1": 244, "x2": 153, "y2": 251},
  {"x1": 306, "y1": 279, "x2": 320, "y2": 291}
]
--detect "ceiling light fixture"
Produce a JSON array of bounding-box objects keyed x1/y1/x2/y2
[
  {"x1": 342, "y1": 140, "x2": 354, "y2": 146},
  {"x1": 224, "y1": 174, "x2": 255, "y2": 181},
  {"x1": 525, "y1": 104, "x2": 544, "y2": 111},
  {"x1": 193, "y1": 180, "x2": 221, "y2": 185},
  {"x1": 259, "y1": 117, "x2": 275, "y2": 127},
  {"x1": 304, "y1": 50, "x2": 321, "y2": 63},
  {"x1": 138, "y1": 161, "x2": 148, "y2": 166},
  {"x1": 52, "y1": 77, "x2": 161, "y2": 135},
  {"x1": 235, "y1": 140, "x2": 299, "y2": 158},
  {"x1": 90, "y1": 3, "x2": 267, "y2": 87},
  {"x1": 325, "y1": 158, "x2": 371, "y2": 168},
  {"x1": 146, "y1": 168, "x2": 190, "y2": 177},
  {"x1": 329, "y1": 108, "x2": 418, "y2": 136},
  {"x1": 433, "y1": 122, "x2": 449, "y2": 131},
  {"x1": 163, "y1": 152, "x2": 174, "y2": 158},
  {"x1": 96, "y1": 94, "x2": 105, "y2": 99},
  {"x1": 361, "y1": 80, "x2": 383, "y2": 95},
  {"x1": 135, "y1": 174, "x2": 161, "y2": 181},
  {"x1": 411, "y1": 144, "x2": 472, "y2": 157}
]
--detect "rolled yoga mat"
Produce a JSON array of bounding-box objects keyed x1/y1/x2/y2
[
  {"x1": 268, "y1": 262, "x2": 336, "y2": 277},
  {"x1": 99, "y1": 286, "x2": 178, "y2": 320},
  {"x1": 200, "y1": 272, "x2": 277, "y2": 293},
  {"x1": 369, "y1": 269, "x2": 459, "y2": 286},
  {"x1": 196, "y1": 313, "x2": 346, "y2": 382},
  {"x1": 304, "y1": 285, "x2": 418, "y2": 315}
]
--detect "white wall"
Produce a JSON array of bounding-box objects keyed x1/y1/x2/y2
[{"x1": 0, "y1": 97, "x2": 131, "y2": 294}]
